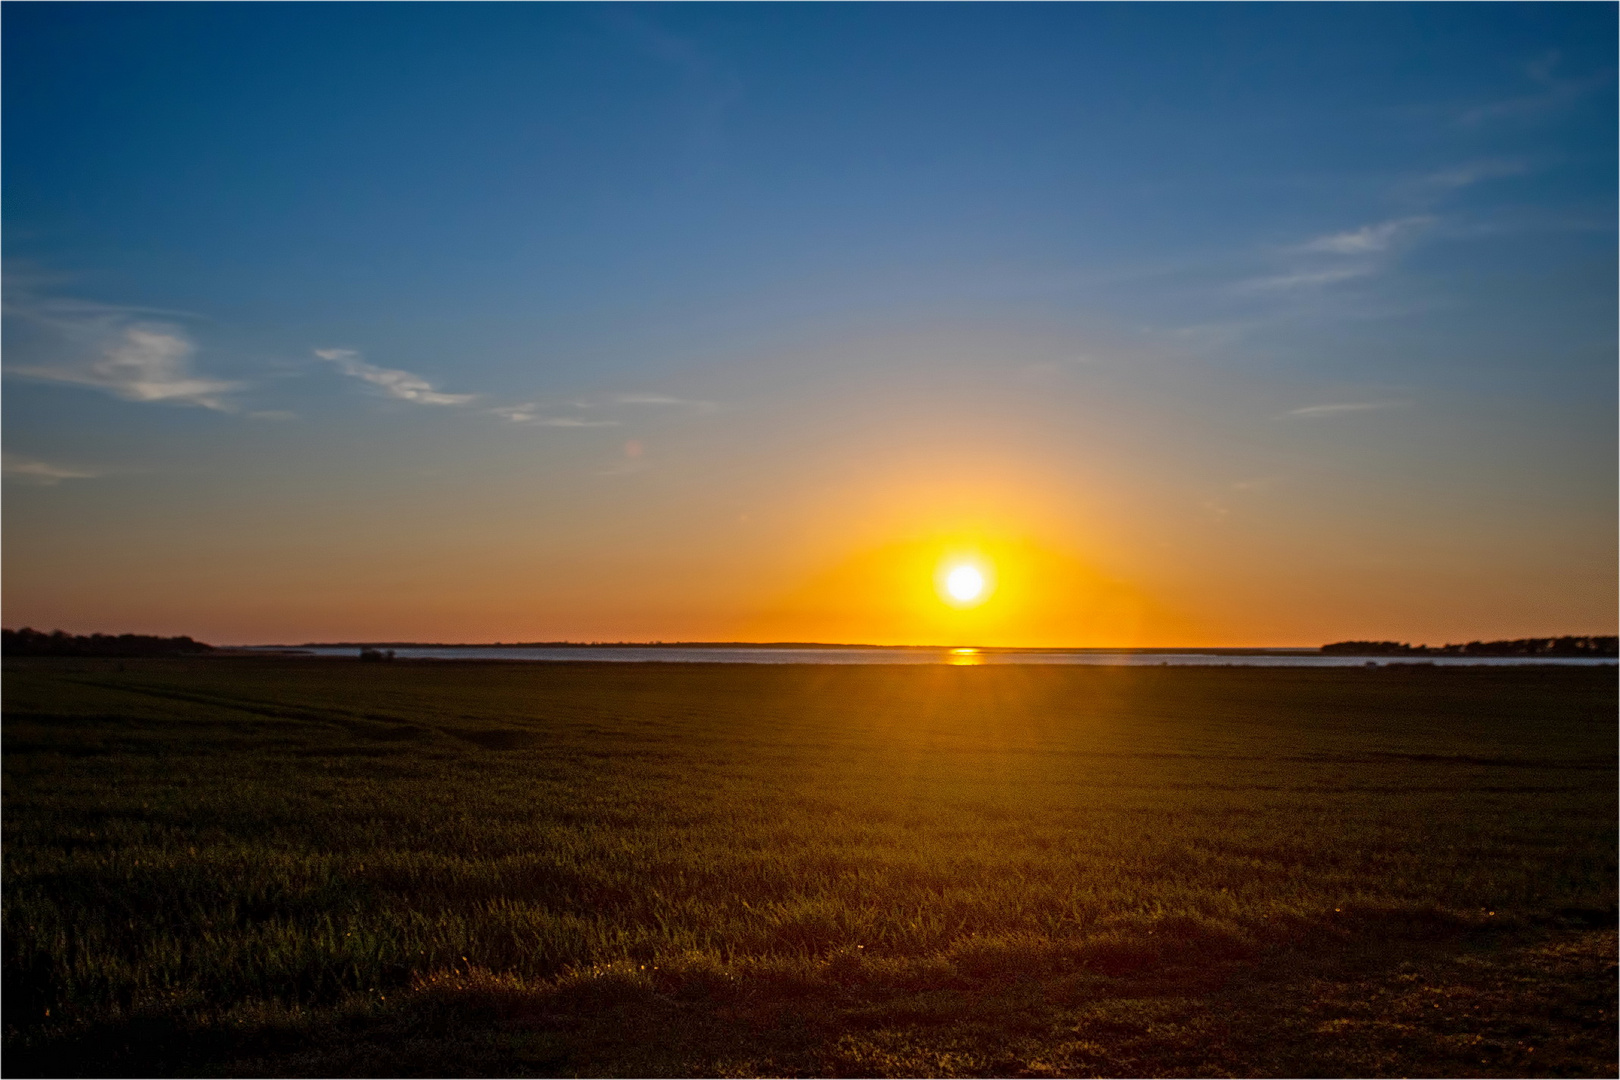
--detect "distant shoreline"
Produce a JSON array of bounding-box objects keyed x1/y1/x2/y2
[
  {"x1": 247, "y1": 642, "x2": 1324, "y2": 655},
  {"x1": 221, "y1": 642, "x2": 1617, "y2": 665}
]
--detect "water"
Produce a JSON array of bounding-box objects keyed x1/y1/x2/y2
[{"x1": 287, "y1": 645, "x2": 1615, "y2": 667}]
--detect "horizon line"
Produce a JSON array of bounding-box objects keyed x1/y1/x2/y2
[{"x1": 253, "y1": 640, "x2": 1326, "y2": 653}]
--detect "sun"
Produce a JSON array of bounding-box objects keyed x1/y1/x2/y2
[
  {"x1": 936, "y1": 557, "x2": 994, "y2": 609},
  {"x1": 946, "y1": 565, "x2": 984, "y2": 602}
]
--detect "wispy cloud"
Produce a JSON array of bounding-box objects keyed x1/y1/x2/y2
[
  {"x1": 490, "y1": 403, "x2": 538, "y2": 423},
  {"x1": 614, "y1": 392, "x2": 717, "y2": 409},
  {"x1": 1298, "y1": 216, "x2": 1434, "y2": 255},
  {"x1": 2, "y1": 453, "x2": 99, "y2": 485},
  {"x1": 485, "y1": 388, "x2": 720, "y2": 447},
  {"x1": 1233, "y1": 215, "x2": 1436, "y2": 294},
  {"x1": 1238, "y1": 265, "x2": 1376, "y2": 292},
  {"x1": 5, "y1": 288, "x2": 240, "y2": 410},
  {"x1": 1282, "y1": 400, "x2": 1411, "y2": 419},
  {"x1": 26, "y1": 325, "x2": 238, "y2": 409},
  {"x1": 1458, "y1": 52, "x2": 1607, "y2": 128},
  {"x1": 490, "y1": 403, "x2": 618, "y2": 427},
  {"x1": 1417, "y1": 158, "x2": 1530, "y2": 193},
  {"x1": 315, "y1": 349, "x2": 474, "y2": 406},
  {"x1": 489, "y1": 392, "x2": 716, "y2": 427}
]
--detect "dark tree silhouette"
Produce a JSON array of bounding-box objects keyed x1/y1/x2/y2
[
  {"x1": 1322, "y1": 636, "x2": 1616, "y2": 657},
  {"x1": 1, "y1": 628, "x2": 214, "y2": 657}
]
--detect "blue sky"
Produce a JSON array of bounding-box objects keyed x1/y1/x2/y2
[{"x1": 4, "y1": 3, "x2": 1615, "y2": 645}]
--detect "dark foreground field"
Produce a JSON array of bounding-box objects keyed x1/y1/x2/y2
[{"x1": 3, "y1": 659, "x2": 1615, "y2": 1077}]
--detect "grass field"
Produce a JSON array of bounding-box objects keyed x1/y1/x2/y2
[{"x1": 3, "y1": 658, "x2": 1615, "y2": 1077}]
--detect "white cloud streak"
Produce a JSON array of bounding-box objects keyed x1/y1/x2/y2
[
  {"x1": 1457, "y1": 66, "x2": 1604, "y2": 127},
  {"x1": 614, "y1": 392, "x2": 717, "y2": 409},
  {"x1": 315, "y1": 349, "x2": 474, "y2": 406},
  {"x1": 1418, "y1": 159, "x2": 1530, "y2": 192},
  {"x1": 1238, "y1": 265, "x2": 1375, "y2": 292},
  {"x1": 490, "y1": 403, "x2": 618, "y2": 427},
  {"x1": 1233, "y1": 216, "x2": 1437, "y2": 294},
  {"x1": 6, "y1": 311, "x2": 240, "y2": 410},
  {"x1": 484, "y1": 389, "x2": 722, "y2": 429},
  {"x1": 3, "y1": 454, "x2": 99, "y2": 485},
  {"x1": 1299, "y1": 216, "x2": 1434, "y2": 255},
  {"x1": 1282, "y1": 401, "x2": 1412, "y2": 419}
]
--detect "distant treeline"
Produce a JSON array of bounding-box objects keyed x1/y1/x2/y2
[
  {"x1": 1322, "y1": 636, "x2": 1617, "y2": 657},
  {"x1": 301, "y1": 641, "x2": 885, "y2": 649},
  {"x1": 2, "y1": 628, "x2": 214, "y2": 658}
]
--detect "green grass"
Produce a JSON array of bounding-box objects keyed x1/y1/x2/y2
[{"x1": 3, "y1": 658, "x2": 1615, "y2": 1076}]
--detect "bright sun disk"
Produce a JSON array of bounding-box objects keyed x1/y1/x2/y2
[{"x1": 945, "y1": 564, "x2": 985, "y2": 602}]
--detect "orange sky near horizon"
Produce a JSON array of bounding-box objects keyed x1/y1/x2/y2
[{"x1": 5, "y1": 327, "x2": 1613, "y2": 648}]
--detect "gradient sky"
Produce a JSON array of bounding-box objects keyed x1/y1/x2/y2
[{"x1": 4, "y1": 3, "x2": 1615, "y2": 647}]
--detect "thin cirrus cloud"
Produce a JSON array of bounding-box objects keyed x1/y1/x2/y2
[
  {"x1": 1298, "y1": 216, "x2": 1434, "y2": 255},
  {"x1": 1418, "y1": 158, "x2": 1530, "y2": 193},
  {"x1": 489, "y1": 403, "x2": 618, "y2": 427},
  {"x1": 6, "y1": 315, "x2": 241, "y2": 411},
  {"x1": 315, "y1": 349, "x2": 474, "y2": 406},
  {"x1": 1456, "y1": 51, "x2": 1607, "y2": 128},
  {"x1": 1226, "y1": 155, "x2": 1531, "y2": 302},
  {"x1": 613, "y1": 392, "x2": 717, "y2": 409},
  {"x1": 1238, "y1": 265, "x2": 1376, "y2": 292},
  {"x1": 488, "y1": 393, "x2": 718, "y2": 425},
  {"x1": 486, "y1": 390, "x2": 720, "y2": 426},
  {"x1": 2, "y1": 453, "x2": 99, "y2": 485},
  {"x1": 1231, "y1": 151, "x2": 1531, "y2": 301},
  {"x1": 1234, "y1": 217, "x2": 1434, "y2": 293},
  {"x1": 1282, "y1": 400, "x2": 1412, "y2": 419}
]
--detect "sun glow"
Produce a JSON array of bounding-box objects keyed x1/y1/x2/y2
[
  {"x1": 746, "y1": 524, "x2": 1155, "y2": 647},
  {"x1": 946, "y1": 565, "x2": 984, "y2": 602},
  {"x1": 937, "y1": 557, "x2": 994, "y2": 609}
]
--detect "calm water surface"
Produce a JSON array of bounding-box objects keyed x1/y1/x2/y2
[{"x1": 290, "y1": 646, "x2": 1614, "y2": 667}]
